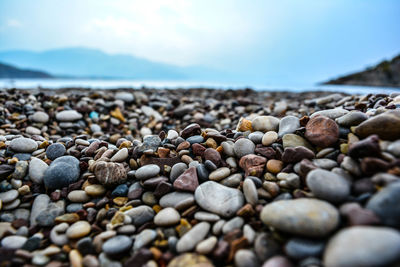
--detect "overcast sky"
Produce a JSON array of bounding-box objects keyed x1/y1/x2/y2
[{"x1": 0, "y1": 0, "x2": 399, "y2": 84}]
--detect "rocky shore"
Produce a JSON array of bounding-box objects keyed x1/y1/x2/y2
[{"x1": 0, "y1": 88, "x2": 400, "y2": 267}]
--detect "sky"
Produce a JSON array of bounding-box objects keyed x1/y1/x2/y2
[{"x1": 0, "y1": 0, "x2": 399, "y2": 85}]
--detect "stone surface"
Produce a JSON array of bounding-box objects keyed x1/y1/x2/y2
[
  {"x1": 154, "y1": 207, "x2": 181, "y2": 226},
  {"x1": 66, "y1": 221, "x2": 91, "y2": 239},
  {"x1": 29, "y1": 157, "x2": 48, "y2": 184},
  {"x1": 43, "y1": 156, "x2": 80, "y2": 189},
  {"x1": 46, "y1": 143, "x2": 66, "y2": 160},
  {"x1": 135, "y1": 164, "x2": 160, "y2": 180},
  {"x1": 56, "y1": 110, "x2": 83, "y2": 121},
  {"x1": 195, "y1": 181, "x2": 244, "y2": 217},
  {"x1": 305, "y1": 115, "x2": 339, "y2": 148},
  {"x1": 10, "y1": 137, "x2": 38, "y2": 153},
  {"x1": 355, "y1": 110, "x2": 400, "y2": 140},
  {"x1": 176, "y1": 222, "x2": 210, "y2": 253},
  {"x1": 306, "y1": 169, "x2": 350, "y2": 203},
  {"x1": 252, "y1": 116, "x2": 280, "y2": 132},
  {"x1": 102, "y1": 235, "x2": 133, "y2": 255},
  {"x1": 173, "y1": 166, "x2": 199, "y2": 192},
  {"x1": 324, "y1": 226, "x2": 400, "y2": 267},
  {"x1": 94, "y1": 161, "x2": 127, "y2": 186},
  {"x1": 278, "y1": 116, "x2": 300, "y2": 137},
  {"x1": 260, "y1": 198, "x2": 339, "y2": 237},
  {"x1": 234, "y1": 138, "x2": 255, "y2": 158}
]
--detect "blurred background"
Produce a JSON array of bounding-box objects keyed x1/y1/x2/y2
[{"x1": 0, "y1": 0, "x2": 399, "y2": 91}]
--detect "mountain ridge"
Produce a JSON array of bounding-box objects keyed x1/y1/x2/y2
[
  {"x1": 0, "y1": 61, "x2": 53, "y2": 78},
  {"x1": 323, "y1": 54, "x2": 400, "y2": 88}
]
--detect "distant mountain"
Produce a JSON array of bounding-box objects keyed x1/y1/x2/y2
[
  {"x1": 0, "y1": 47, "x2": 224, "y2": 80},
  {"x1": 0, "y1": 61, "x2": 52, "y2": 78},
  {"x1": 323, "y1": 54, "x2": 400, "y2": 87}
]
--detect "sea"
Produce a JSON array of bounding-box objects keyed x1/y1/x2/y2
[{"x1": 0, "y1": 78, "x2": 399, "y2": 95}]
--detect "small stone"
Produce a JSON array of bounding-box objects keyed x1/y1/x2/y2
[
  {"x1": 204, "y1": 148, "x2": 221, "y2": 166},
  {"x1": 355, "y1": 110, "x2": 400, "y2": 140},
  {"x1": 348, "y1": 135, "x2": 380, "y2": 159},
  {"x1": 43, "y1": 156, "x2": 80, "y2": 189},
  {"x1": 266, "y1": 159, "x2": 283, "y2": 174},
  {"x1": 310, "y1": 108, "x2": 349, "y2": 119},
  {"x1": 133, "y1": 229, "x2": 156, "y2": 250},
  {"x1": 135, "y1": 164, "x2": 160, "y2": 180},
  {"x1": 282, "y1": 134, "x2": 313, "y2": 150},
  {"x1": 68, "y1": 190, "x2": 90, "y2": 203},
  {"x1": 305, "y1": 115, "x2": 339, "y2": 148},
  {"x1": 30, "y1": 194, "x2": 50, "y2": 226},
  {"x1": 30, "y1": 111, "x2": 49, "y2": 123},
  {"x1": 262, "y1": 131, "x2": 278, "y2": 146},
  {"x1": 195, "y1": 181, "x2": 244, "y2": 217},
  {"x1": 285, "y1": 238, "x2": 325, "y2": 260},
  {"x1": 366, "y1": 182, "x2": 400, "y2": 227},
  {"x1": 124, "y1": 205, "x2": 155, "y2": 226},
  {"x1": 94, "y1": 161, "x2": 127, "y2": 186},
  {"x1": 115, "y1": 92, "x2": 134, "y2": 102},
  {"x1": 336, "y1": 111, "x2": 368, "y2": 127},
  {"x1": 278, "y1": 116, "x2": 300, "y2": 137},
  {"x1": 261, "y1": 198, "x2": 339, "y2": 237},
  {"x1": 173, "y1": 167, "x2": 199, "y2": 192},
  {"x1": 170, "y1": 163, "x2": 188, "y2": 183},
  {"x1": 234, "y1": 138, "x2": 255, "y2": 158},
  {"x1": 176, "y1": 222, "x2": 210, "y2": 253},
  {"x1": 252, "y1": 116, "x2": 279, "y2": 132},
  {"x1": 324, "y1": 226, "x2": 400, "y2": 267},
  {"x1": 66, "y1": 221, "x2": 91, "y2": 239},
  {"x1": 110, "y1": 148, "x2": 128, "y2": 162},
  {"x1": 56, "y1": 110, "x2": 83, "y2": 121},
  {"x1": 10, "y1": 137, "x2": 38, "y2": 153},
  {"x1": 29, "y1": 157, "x2": 48, "y2": 184},
  {"x1": 103, "y1": 235, "x2": 133, "y2": 255},
  {"x1": 234, "y1": 249, "x2": 259, "y2": 267},
  {"x1": 46, "y1": 143, "x2": 66, "y2": 160},
  {"x1": 209, "y1": 167, "x2": 230, "y2": 181},
  {"x1": 196, "y1": 236, "x2": 217, "y2": 254},
  {"x1": 167, "y1": 253, "x2": 214, "y2": 267},
  {"x1": 154, "y1": 207, "x2": 181, "y2": 226},
  {"x1": 236, "y1": 117, "x2": 253, "y2": 132},
  {"x1": 85, "y1": 184, "x2": 106, "y2": 197},
  {"x1": 306, "y1": 169, "x2": 350, "y2": 203},
  {"x1": 243, "y1": 179, "x2": 258, "y2": 205},
  {"x1": 282, "y1": 146, "x2": 315, "y2": 163},
  {"x1": 1, "y1": 235, "x2": 27, "y2": 249},
  {"x1": 0, "y1": 189, "x2": 18, "y2": 203}
]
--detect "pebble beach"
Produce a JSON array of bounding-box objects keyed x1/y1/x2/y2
[{"x1": 0, "y1": 87, "x2": 400, "y2": 267}]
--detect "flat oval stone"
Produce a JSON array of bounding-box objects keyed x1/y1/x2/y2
[
  {"x1": 285, "y1": 238, "x2": 325, "y2": 260},
  {"x1": 260, "y1": 198, "x2": 339, "y2": 237},
  {"x1": 243, "y1": 179, "x2": 258, "y2": 205},
  {"x1": 306, "y1": 169, "x2": 350, "y2": 203},
  {"x1": 336, "y1": 111, "x2": 368, "y2": 127},
  {"x1": 176, "y1": 222, "x2": 210, "y2": 253},
  {"x1": 10, "y1": 137, "x2": 38, "y2": 153},
  {"x1": 43, "y1": 156, "x2": 80, "y2": 190},
  {"x1": 154, "y1": 207, "x2": 181, "y2": 226},
  {"x1": 310, "y1": 108, "x2": 349, "y2": 119},
  {"x1": 103, "y1": 235, "x2": 133, "y2": 255},
  {"x1": 278, "y1": 116, "x2": 300, "y2": 137},
  {"x1": 355, "y1": 110, "x2": 400, "y2": 141},
  {"x1": 46, "y1": 143, "x2": 66, "y2": 160},
  {"x1": 30, "y1": 111, "x2": 49, "y2": 123},
  {"x1": 135, "y1": 164, "x2": 160, "y2": 180},
  {"x1": 160, "y1": 192, "x2": 195, "y2": 210},
  {"x1": 29, "y1": 157, "x2": 48, "y2": 184},
  {"x1": 110, "y1": 148, "x2": 128, "y2": 162},
  {"x1": 234, "y1": 138, "x2": 255, "y2": 158},
  {"x1": 252, "y1": 116, "x2": 280, "y2": 132},
  {"x1": 262, "y1": 131, "x2": 278, "y2": 146},
  {"x1": 1, "y1": 235, "x2": 27, "y2": 249},
  {"x1": 324, "y1": 226, "x2": 400, "y2": 267},
  {"x1": 124, "y1": 205, "x2": 155, "y2": 226},
  {"x1": 66, "y1": 221, "x2": 91, "y2": 239},
  {"x1": 170, "y1": 163, "x2": 188, "y2": 182},
  {"x1": 56, "y1": 110, "x2": 83, "y2": 121},
  {"x1": 195, "y1": 181, "x2": 244, "y2": 217},
  {"x1": 305, "y1": 116, "x2": 339, "y2": 148},
  {"x1": 94, "y1": 161, "x2": 127, "y2": 186},
  {"x1": 0, "y1": 189, "x2": 18, "y2": 203},
  {"x1": 366, "y1": 182, "x2": 400, "y2": 227},
  {"x1": 209, "y1": 167, "x2": 230, "y2": 181}
]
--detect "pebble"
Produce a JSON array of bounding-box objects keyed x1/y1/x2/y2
[
  {"x1": 310, "y1": 108, "x2": 349, "y2": 119},
  {"x1": 154, "y1": 207, "x2": 181, "y2": 226},
  {"x1": 252, "y1": 116, "x2": 280, "y2": 132},
  {"x1": 85, "y1": 184, "x2": 106, "y2": 197},
  {"x1": 285, "y1": 238, "x2": 325, "y2": 260},
  {"x1": 324, "y1": 226, "x2": 400, "y2": 267},
  {"x1": 94, "y1": 161, "x2": 127, "y2": 186},
  {"x1": 30, "y1": 194, "x2": 50, "y2": 226},
  {"x1": 29, "y1": 157, "x2": 48, "y2": 184},
  {"x1": 196, "y1": 236, "x2": 217, "y2": 254},
  {"x1": 110, "y1": 148, "x2": 128, "y2": 162},
  {"x1": 66, "y1": 221, "x2": 91, "y2": 239},
  {"x1": 30, "y1": 111, "x2": 49, "y2": 123},
  {"x1": 262, "y1": 131, "x2": 278, "y2": 146},
  {"x1": 170, "y1": 163, "x2": 188, "y2": 182},
  {"x1": 195, "y1": 181, "x2": 244, "y2": 217},
  {"x1": 1, "y1": 235, "x2": 27, "y2": 249},
  {"x1": 336, "y1": 111, "x2": 368, "y2": 127},
  {"x1": 0, "y1": 189, "x2": 18, "y2": 203},
  {"x1": 278, "y1": 116, "x2": 300, "y2": 137},
  {"x1": 305, "y1": 115, "x2": 339, "y2": 147},
  {"x1": 243, "y1": 179, "x2": 258, "y2": 205},
  {"x1": 124, "y1": 205, "x2": 155, "y2": 226},
  {"x1": 176, "y1": 222, "x2": 210, "y2": 252},
  {"x1": 10, "y1": 137, "x2": 38, "y2": 153},
  {"x1": 135, "y1": 164, "x2": 160, "y2": 180},
  {"x1": 43, "y1": 156, "x2": 80, "y2": 189},
  {"x1": 55, "y1": 110, "x2": 83, "y2": 121},
  {"x1": 103, "y1": 235, "x2": 133, "y2": 255},
  {"x1": 46, "y1": 143, "x2": 66, "y2": 160},
  {"x1": 209, "y1": 167, "x2": 230, "y2": 181},
  {"x1": 355, "y1": 110, "x2": 400, "y2": 140},
  {"x1": 234, "y1": 249, "x2": 259, "y2": 267},
  {"x1": 160, "y1": 192, "x2": 195, "y2": 210},
  {"x1": 260, "y1": 198, "x2": 339, "y2": 237},
  {"x1": 366, "y1": 182, "x2": 400, "y2": 227},
  {"x1": 306, "y1": 169, "x2": 350, "y2": 203},
  {"x1": 233, "y1": 138, "x2": 255, "y2": 158}
]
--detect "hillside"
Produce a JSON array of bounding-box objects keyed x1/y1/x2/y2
[
  {"x1": 324, "y1": 54, "x2": 400, "y2": 87},
  {"x1": 0, "y1": 61, "x2": 52, "y2": 78}
]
